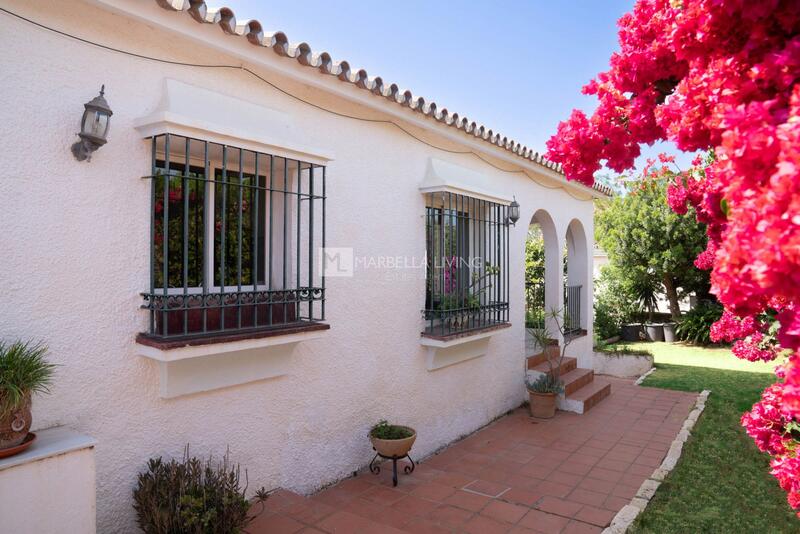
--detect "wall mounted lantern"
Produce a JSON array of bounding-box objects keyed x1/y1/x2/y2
[
  {"x1": 506, "y1": 196, "x2": 520, "y2": 226},
  {"x1": 71, "y1": 85, "x2": 112, "y2": 162}
]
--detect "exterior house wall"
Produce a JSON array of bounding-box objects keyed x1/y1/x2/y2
[{"x1": 0, "y1": 1, "x2": 597, "y2": 531}]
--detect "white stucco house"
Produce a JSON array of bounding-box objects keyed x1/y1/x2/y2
[{"x1": 0, "y1": 0, "x2": 612, "y2": 531}]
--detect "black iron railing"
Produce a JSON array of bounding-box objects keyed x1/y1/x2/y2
[
  {"x1": 564, "y1": 284, "x2": 582, "y2": 335},
  {"x1": 141, "y1": 133, "x2": 325, "y2": 340}
]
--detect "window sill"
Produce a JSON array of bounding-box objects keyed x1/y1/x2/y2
[
  {"x1": 420, "y1": 323, "x2": 511, "y2": 348},
  {"x1": 135, "y1": 322, "x2": 329, "y2": 398},
  {"x1": 136, "y1": 322, "x2": 330, "y2": 356},
  {"x1": 420, "y1": 323, "x2": 511, "y2": 371}
]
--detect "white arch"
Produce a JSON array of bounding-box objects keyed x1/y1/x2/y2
[
  {"x1": 530, "y1": 209, "x2": 564, "y2": 339},
  {"x1": 565, "y1": 218, "x2": 589, "y2": 330}
]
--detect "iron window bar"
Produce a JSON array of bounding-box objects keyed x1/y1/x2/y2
[
  {"x1": 564, "y1": 284, "x2": 582, "y2": 335},
  {"x1": 141, "y1": 133, "x2": 326, "y2": 341},
  {"x1": 423, "y1": 191, "x2": 510, "y2": 337}
]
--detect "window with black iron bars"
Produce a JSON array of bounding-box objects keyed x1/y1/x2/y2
[
  {"x1": 141, "y1": 133, "x2": 326, "y2": 341},
  {"x1": 423, "y1": 191, "x2": 510, "y2": 337}
]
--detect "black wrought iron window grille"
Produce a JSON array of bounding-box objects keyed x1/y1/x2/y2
[
  {"x1": 141, "y1": 133, "x2": 326, "y2": 340},
  {"x1": 423, "y1": 191, "x2": 510, "y2": 336}
]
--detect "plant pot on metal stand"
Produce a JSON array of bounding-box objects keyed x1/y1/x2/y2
[{"x1": 368, "y1": 420, "x2": 416, "y2": 487}]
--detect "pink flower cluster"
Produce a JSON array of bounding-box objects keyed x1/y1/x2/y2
[{"x1": 547, "y1": 0, "x2": 800, "y2": 513}]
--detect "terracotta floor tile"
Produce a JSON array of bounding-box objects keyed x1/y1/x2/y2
[
  {"x1": 463, "y1": 513, "x2": 513, "y2": 534},
  {"x1": 249, "y1": 512, "x2": 305, "y2": 534},
  {"x1": 602, "y1": 495, "x2": 631, "y2": 512},
  {"x1": 401, "y1": 517, "x2": 451, "y2": 534},
  {"x1": 528, "y1": 480, "x2": 574, "y2": 499},
  {"x1": 500, "y1": 487, "x2": 544, "y2": 507},
  {"x1": 444, "y1": 490, "x2": 492, "y2": 512},
  {"x1": 392, "y1": 494, "x2": 439, "y2": 517},
  {"x1": 284, "y1": 500, "x2": 337, "y2": 525},
  {"x1": 411, "y1": 482, "x2": 457, "y2": 502},
  {"x1": 567, "y1": 489, "x2": 607, "y2": 508},
  {"x1": 535, "y1": 496, "x2": 583, "y2": 518},
  {"x1": 586, "y1": 467, "x2": 624, "y2": 484},
  {"x1": 573, "y1": 505, "x2": 616, "y2": 527},
  {"x1": 359, "y1": 486, "x2": 406, "y2": 506},
  {"x1": 577, "y1": 477, "x2": 615, "y2": 495},
  {"x1": 482, "y1": 499, "x2": 530, "y2": 524},
  {"x1": 464, "y1": 479, "x2": 511, "y2": 498},
  {"x1": 518, "y1": 509, "x2": 570, "y2": 533},
  {"x1": 316, "y1": 510, "x2": 402, "y2": 534},
  {"x1": 547, "y1": 471, "x2": 584, "y2": 487},
  {"x1": 426, "y1": 504, "x2": 473, "y2": 529},
  {"x1": 562, "y1": 520, "x2": 604, "y2": 533},
  {"x1": 432, "y1": 471, "x2": 475, "y2": 489}
]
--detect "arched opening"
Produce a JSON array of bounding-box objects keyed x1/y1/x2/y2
[
  {"x1": 525, "y1": 209, "x2": 561, "y2": 351},
  {"x1": 564, "y1": 219, "x2": 589, "y2": 334}
]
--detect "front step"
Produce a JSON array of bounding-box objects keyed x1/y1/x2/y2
[
  {"x1": 528, "y1": 356, "x2": 577, "y2": 378},
  {"x1": 561, "y1": 368, "x2": 594, "y2": 396},
  {"x1": 560, "y1": 378, "x2": 612, "y2": 414}
]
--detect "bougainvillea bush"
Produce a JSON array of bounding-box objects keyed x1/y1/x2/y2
[{"x1": 545, "y1": 0, "x2": 800, "y2": 514}]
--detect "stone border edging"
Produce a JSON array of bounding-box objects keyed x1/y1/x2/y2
[
  {"x1": 634, "y1": 367, "x2": 656, "y2": 385},
  {"x1": 602, "y1": 389, "x2": 711, "y2": 534}
]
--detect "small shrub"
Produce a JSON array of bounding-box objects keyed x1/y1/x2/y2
[
  {"x1": 133, "y1": 448, "x2": 267, "y2": 534},
  {"x1": 525, "y1": 308, "x2": 545, "y2": 329},
  {"x1": 526, "y1": 373, "x2": 564, "y2": 394},
  {"x1": 593, "y1": 266, "x2": 642, "y2": 340},
  {"x1": 595, "y1": 343, "x2": 653, "y2": 357},
  {"x1": 370, "y1": 420, "x2": 413, "y2": 440},
  {"x1": 593, "y1": 298, "x2": 621, "y2": 340},
  {"x1": 676, "y1": 301, "x2": 724, "y2": 345}
]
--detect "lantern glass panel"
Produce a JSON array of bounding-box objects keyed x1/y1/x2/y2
[{"x1": 82, "y1": 109, "x2": 109, "y2": 138}]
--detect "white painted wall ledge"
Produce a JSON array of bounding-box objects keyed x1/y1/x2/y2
[
  {"x1": 420, "y1": 324, "x2": 511, "y2": 371},
  {"x1": 0, "y1": 426, "x2": 97, "y2": 534},
  {"x1": 136, "y1": 326, "x2": 329, "y2": 398}
]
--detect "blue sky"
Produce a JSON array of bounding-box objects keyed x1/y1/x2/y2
[{"x1": 234, "y1": 0, "x2": 689, "y2": 181}]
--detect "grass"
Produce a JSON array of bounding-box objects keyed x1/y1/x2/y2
[{"x1": 607, "y1": 342, "x2": 798, "y2": 533}]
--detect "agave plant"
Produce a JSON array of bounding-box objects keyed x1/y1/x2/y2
[{"x1": 0, "y1": 340, "x2": 55, "y2": 418}]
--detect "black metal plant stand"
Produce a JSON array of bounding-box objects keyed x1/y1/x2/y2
[{"x1": 369, "y1": 450, "x2": 415, "y2": 487}]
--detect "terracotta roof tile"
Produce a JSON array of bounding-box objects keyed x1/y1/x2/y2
[{"x1": 150, "y1": 0, "x2": 611, "y2": 196}]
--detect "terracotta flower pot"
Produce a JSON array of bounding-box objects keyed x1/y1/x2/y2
[
  {"x1": 370, "y1": 427, "x2": 417, "y2": 458},
  {"x1": 0, "y1": 394, "x2": 32, "y2": 450},
  {"x1": 528, "y1": 390, "x2": 557, "y2": 419}
]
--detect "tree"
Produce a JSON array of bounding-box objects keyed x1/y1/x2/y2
[
  {"x1": 545, "y1": 0, "x2": 800, "y2": 513},
  {"x1": 596, "y1": 176, "x2": 708, "y2": 320}
]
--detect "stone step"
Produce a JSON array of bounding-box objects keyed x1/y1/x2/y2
[
  {"x1": 529, "y1": 357, "x2": 577, "y2": 378},
  {"x1": 526, "y1": 351, "x2": 550, "y2": 369},
  {"x1": 561, "y1": 368, "x2": 595, "y2": 396},
  {"x1": 526, "y1": 342, "x2": 561, "y2": 369},
  {"x1": 563, "y1": 378, "x2": 612, "y2": 414}
]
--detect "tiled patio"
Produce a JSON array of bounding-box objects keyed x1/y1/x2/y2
[{"x1": 250, "y1": 378, "x2": 696, "y2": 533}]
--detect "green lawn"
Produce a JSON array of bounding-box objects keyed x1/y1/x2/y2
[{"x1": 611, "y1": 342, "x2": 798, "y2": 533}]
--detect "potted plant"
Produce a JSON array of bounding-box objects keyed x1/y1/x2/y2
[
  {"x1": 526, "y1": 309, "x2": 574, "y2": 419},
  {"x1": 526, "y1": 373, "x2": 563, "y2": 418},
  {"x1": 369, "y1": 420, "x2": 416, "y2": 458},
  {"x1": 0, "y1": 340, "x2": 55, "y2": 455}
]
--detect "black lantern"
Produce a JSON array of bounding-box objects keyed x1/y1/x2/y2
[
  {"x1": 507, "y1": 196, "x2": 520, "y2": 226},
  {"x1": 71, "y1": 85, "x2": 112, "y2": 161}
]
